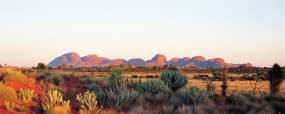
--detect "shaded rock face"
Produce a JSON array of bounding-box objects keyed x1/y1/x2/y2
[
  {"x1": 201, "y1": 58, "x2": 226, "y2": 68},
  {"x1": 128, "y1": 58, "x2": 145, "y2": 67},
  {"x1": 48, "y1": 52, "x2": 81, "y2": 67},
  {"x1": 167, "y1": 58, "x2": 181, "y2": 65},
  {"x1": 48, "y1": 52, "x2": 253, "y2": 68}
]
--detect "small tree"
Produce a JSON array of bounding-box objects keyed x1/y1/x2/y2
[
  {"x1": 108, "y1": 69, "x2": 123, "y2": 87},
  {"x1": 268, "y1": 64, "x2": 284, "y2": 94},
  {"x1": 37, "y1": 63, "x2": 47, "y2": 70},
  {"x1": 221, "y1": 69, "x2": 228, "y2": 97},
  {"x1": 160, "y1": 70, "x2": 187, "y2": 92}
]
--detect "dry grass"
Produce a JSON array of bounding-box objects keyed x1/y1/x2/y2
[{"x1": 188, "y1": 79, "x2": 285, "y2": 94}]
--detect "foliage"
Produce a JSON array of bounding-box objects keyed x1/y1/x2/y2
[
  {"x1": 42, "y1": 89, "x2": 70, "y2": 114},
  {"x1": 266, "y1": 94, "x2": 285, "y2": 114},
  {"x1": 87, "y1": 83, "x2": 100, "y2": 92},
  {"x1": 95, "y1": 89, "x2": 108, "y2": 106},
  {"x1": 136, "y1": 79, "x2": 170, "y2": 95},
  {"x1": 176, "y1": 87, "x2": 208, "y2": 105},
  {"x1": 37, "y1": 63, "x2": 48, "y2": 70},
  {"x1": 227, "y1": 92, "x2": 265, "y2": 114},
  {"x1": 106, "y1": 85, "x2": 138, "y2": 112},
  {"x1": 76, "y1": 91, "x2": 100, "y2": 114},
  {"x1": 160, "y1": 70, "x2": 187, "y2": 91},
  {"x1": 268, "y1": 64, "x2": 284, "y2": 94},
  {"x1": 0, "y1": 83, "x2": 18, "y2": 104},
  {"x1": 220, "y1": 70, "x2": 228, "y2": 97},
  {"x1": 18, "y1": 89, "x2": 35, "y2": 104},
  {"x1": 108, "y1": 69, "x2": 123, "y2": 87},
  {"x1": 79, "y1": 75, "x2": 96, "y2": 84},
  {"x1": 2, "y1": 68, "x2": 30, "y2": 83},
  {"x1": 4, "y1": 101, "x2": 16, "y2": 111},
  {"x1": 44, "y1": 74, "x2": 64, "y2": 86}
]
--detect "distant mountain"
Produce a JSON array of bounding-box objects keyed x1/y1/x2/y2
[
  {"x1": 48, "y1": 52, "x2": 254, "y2": 68},
  {"x1": 145, "y1": 54, "x2": 167, "y2": 66},
  {"x1": 128, "y1": 58, "x2": 145, "y2": 67}
]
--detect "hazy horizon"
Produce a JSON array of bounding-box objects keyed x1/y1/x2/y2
[{"x1": 0, "y1": 0, "x2": 285, "y2": 67}]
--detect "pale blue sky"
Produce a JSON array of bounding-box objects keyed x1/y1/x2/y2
[{"x1": 0, "y1": 0, "x2": 284, "y2": 67}]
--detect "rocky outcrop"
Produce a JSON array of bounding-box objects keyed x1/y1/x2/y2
[
  {"x1": 145, "y1": 54, "x2": 167, "y2": 66},
  {"x1": 128, "y1": 58, "x2": 146, "y2": 67},
  {"x1": 48, "y1": 52, "x2": 253, "y2": 68},
  {"x1": 48, "y1": 52, "x2": 81, "y2": 68}
]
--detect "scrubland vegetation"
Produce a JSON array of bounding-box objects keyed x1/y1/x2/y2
[{"x1": 0, "y1": 64, "x2": 284, "y2": 114}]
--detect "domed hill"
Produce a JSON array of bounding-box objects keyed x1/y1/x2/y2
[
  {"x1": 192, "y1": 56, "x2": 206, "y2": 61},
  {"x1": 100, "y1": 59, "x2": 127, "y2": 67},
  {"x1": 176, "y1": 57, "x2": 192, "y2": 67},
  {"x1": 167, "y1": 58, "x2": 181, "y2": 65},
  {"x1": 145, "y1": 54, "x2": 167, "y2": 66},
  {"x1": 128, "y1": 58, "x2": 146, "y2": 67},
  {"x1": 81, "y1": 54, "x2": 102, "y2": 66},
  {"x1": 48, "y1": 52, "x2": 254, "y2": 68},
  {"x1": 48, "y1": 52, "x2": 81, "y2": 68}
]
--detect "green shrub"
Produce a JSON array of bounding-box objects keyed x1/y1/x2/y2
[
  {"x1": 176, "y1": 87, "x2": 208, "y2": 105},
  {"x1": 136, "y1": 79, "x2": 170, "y2": 95},
  {"x1": 95, "y1": 89, "x2": 108, "y2": 106},
  {"x1": 87, "y1": 83, "x2": 100, "y2": 92},
  {"x1": 160, "y1": 70, "x2": 187, "y2": 91},
  {"x1": 42, "y1": 89, "x2": 70, "y2": 114},
  {"x1": 45, "y1": 74, "x2": 64, "y2": 86},
  {"x1": 108, "y1": 69, "x2": 123, "y2": 87},
  {"x1": 227, "y1": 92, "x2": 264, "y2": 114},
  {"x1": 106, "y1": 85, "x2": 138, "y2": 112},
  {"x1": 76, "y1": 91, "x2": 100, "y2": 114},
  {"x1": 79, "y1": 76, "x2": 95, "y2": 84},
  {"x1": 18, "y1": 89, "x2": 35, "y2": 104}
]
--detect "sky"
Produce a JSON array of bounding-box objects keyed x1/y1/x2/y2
[{"x1": 0, "y1": 0, "x2": 284, "y2": 67}]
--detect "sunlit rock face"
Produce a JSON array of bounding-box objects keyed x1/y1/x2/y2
[
  {"x1": 48, "y1": 52, "x2": 253, "y2": 68},
  {"x1": 101, "y1": 59, "x2": 127, "y2": 66},
  {"x1": 145, "y1": 54, "x2": 167, "y2": 66},
  {"x1": 81, "y1": 54, "x2": 102, "y2": 66},
  {"x1": 192, "y1": 56, "x2": 206, "y2": 61}
]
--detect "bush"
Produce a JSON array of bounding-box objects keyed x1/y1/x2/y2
[
  {"x1": 266, "y1": 94, "x2": 285, "y2": 114},
  {"x1": 268, "y1": 64, "x2": 284, "y2": 94},
  {"x1": 2, "y1": 68, "x2": 30, "y2": 83},
  {"x1": 136, "y1": 79, "x2": 170, "y2": 95},
  {"x1": 176, "y1": 87, "x2": 208, "y2": 105},
  {"x1": 37, "y1": 63, "x2": 47, "y2": 70},
  {"x1": 0, "y1": 83, "x2": 18, "y2": 104},
  {"x1": 79, "y1": 76, "x2": 96, "y2": 84},
  {"x1": 105, "y1": 85, "x2": 138, "y2": 112},
  {"x1": 42, "y1": 89, "x2": 70, "y2": 114},
  {"x1": 18, "y1": 89, "x2": 35, "y2": 104},
  {"x1": 95, "y1": 89, "x2": 108, "y2": 106},
  {"x1": 76, "y1": 91, "x2": 100, "y2": 114},
  {"x1": 87, "y1": 83, "x2": 100, "y2": 92},
  {"x1": 108, "y1": 69, "x2": 123, "y2": 87},
  {"x1": 227, "y1": 92, "x2": 264, "y2": 113},
  {"x1": 44, "y1": 74, "x2": 64, "y2": 86},
  {"x1": 160, "y1": 70, "x2": 187, "y2": 91}
]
